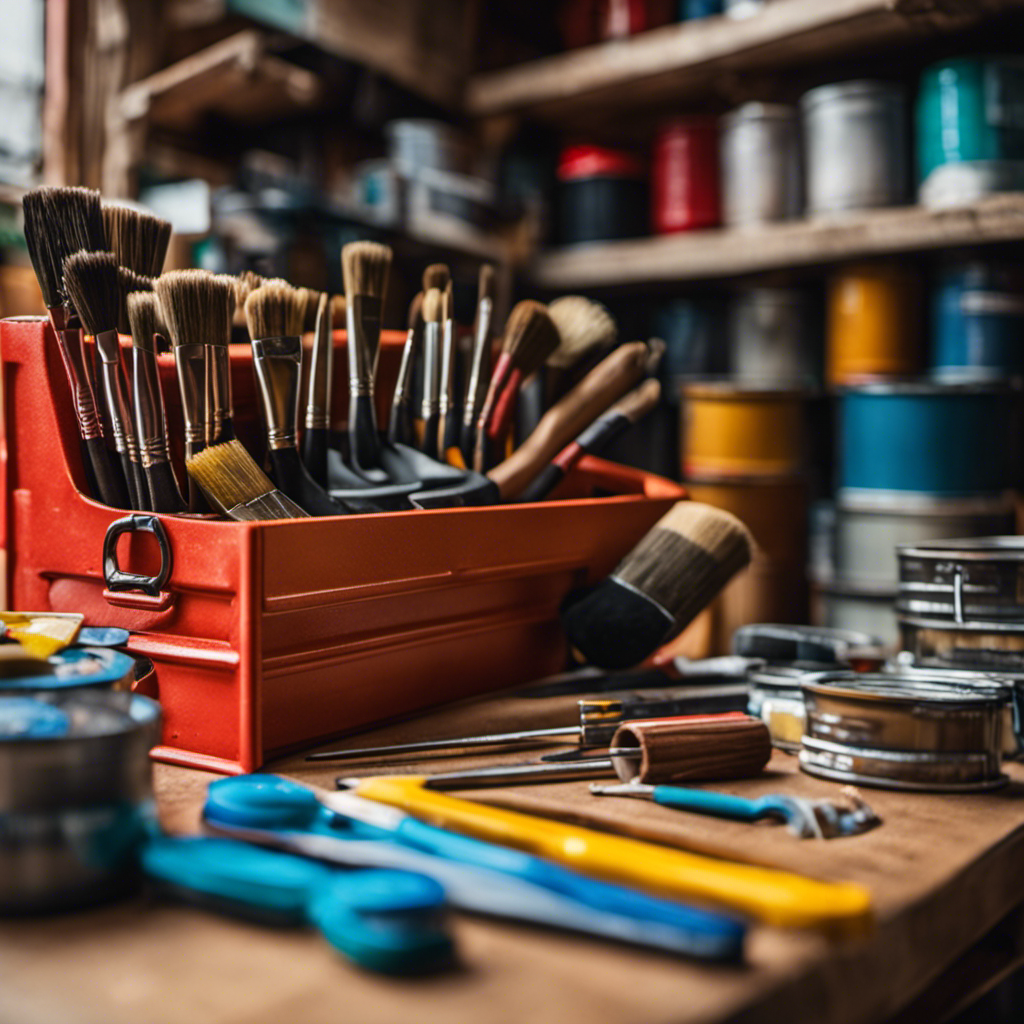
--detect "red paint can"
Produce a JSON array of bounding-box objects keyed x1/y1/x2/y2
[{"x1": 651, "y1": 117, "x2": 720, "y2": 234}]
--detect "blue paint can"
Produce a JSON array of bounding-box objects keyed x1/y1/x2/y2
[
  {"x1": 839, "y1": 381, "x2": 1015, "y2": 497},
  {"x1": 931, "y1": 262, "x2": 1024, "y2": 380}
]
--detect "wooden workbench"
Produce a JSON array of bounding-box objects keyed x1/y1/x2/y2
[{"x1": 4, "y1": 685, "x2": 1024, "y2": 1024}]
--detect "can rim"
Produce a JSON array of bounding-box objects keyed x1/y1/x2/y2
[
  {"x1": 801, "y1": 80, "x2": 904, "y2": 110},
  {"x1": 839, "y1": 379, "x2": 1016, "y2": 395},
  {"x1": 802, "y1": 670, "x2": 1008, "y2": 705},
  {"x1": 898, "y1": 536, "x2": 1024, "y2": 561}
]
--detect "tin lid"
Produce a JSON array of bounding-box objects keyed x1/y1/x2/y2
[
  {"x1": 557, "y1": 145, "x2": 645, "y2": 181},
  {"x1": 898, "y1": 536, "x2": 1024, "y2": 562},
  {"x1": 722, "y1": 102, "x2": 797, "y2": 126},
  {"x1": 748, "y1": 663, "x2": 836, "y2": 689},
  {"x1": 800, "y1": 80, "x2": 904, "y2": 110},
  {"x1": 803, "y1": 671, "x2": 1008, "y2": 707}
]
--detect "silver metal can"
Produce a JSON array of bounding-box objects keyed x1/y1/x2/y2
[
  {"x1": 728, "y1": 287, "x2": 810, "y2": 385},
  {"x1": 721, "y1": 103, "x2": 801, "y2": 226},
  {"x1": 384, "y1": 119, "x2": 470, "y2": 178},
  {"x1": 801, "y1": 81, "x2": 906, "y2": 216}
]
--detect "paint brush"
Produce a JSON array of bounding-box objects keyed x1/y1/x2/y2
[
  {"x1": 208, "y1": 275, "x2": 238, "y2": 446},
  {"x1": 302, "y1": 291, "x2": 334, "y2": 485},
  {"x1": 341, "y1": 240, "x2": 392, "y2": 478},
  {"x1": 22, "y1": 185, "x2": 128, "y2": 508},
  {"x1": 473, "y1": 301, "x2": 560, "y2": 472},
  {"x1": 246, "y1": 282, "x2": 346, "y2": 516},
  {"x1": 232, "y1": 271, "x2": 265, "y2": 330},
  {"x1": 519, "y1": 379, "x2": 662, "y2": 503},
  {"x1": 547, "y1": 296, "x2": 617, "y2": 404},
  {"x1": 63, "y1": 251, "x2": 147, "y2": 511},
  {"x1": 102, "y1": 202, "x2": 171, "y2": 278},
  {"x1": 127, "y1": 290, "x2": 187, "y2": 513},
  {"x1": 437, "y1": 280, "x2": 461, "y2": 460},
  {"x1": 418, "y1": 288, "x2": 444, "y2": 459},
  {"x1": 562, "y1": 502, "x2": 754, "y2": 669},
  {"x1": 460, "y1": 264, "x2": 497, "y2": 465},
  {"x1": 187, "y1": 441, "x2": 310, "y2": 521},
  {"x1": 117, "y1": 267, "x2": 153, "y2": 337},
  {"x1": 387, "y1": 291, "x2": 423, "y2": 447}
]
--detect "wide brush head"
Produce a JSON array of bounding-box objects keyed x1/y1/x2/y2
[
  {"x1": 102, "y1": 203, "x2": 172, "y2": 277},
  {"x1": 561, "y1": 501, "x2": 754, "y2": 669},
  {"x1": 422, "y1": 263, "x2": 450, "y2": 292},
  {"x1": 127, "y1": 291, "x2": 161, "y2": 352},
  {"x1": 342, "y1": 241, "x2": 392, "y2": 301},
  {"x1": 156, "y1": 269, "x2": 224, "y2": 349},
  {"x1": 422, "y1": 287, "x2": 444, "y2": 325},
  {"x1": 547, "y1": 296, "x2": 617, "y2": 370},
  {"x1": 23, "y1": 186, "x2": 105, "y2": 309},
  {"x1": 63, "y1": 251, "x2": 120, "y2": 336},
  {"x1": 186, "y1": 440, "x2": 276, "y2": 509},
  {"x1": 244, "y1": 280, "x2": 305, "y2": 340},
  {"x1": 502, "y1": 300, "x2": 560, "y2": 375}
]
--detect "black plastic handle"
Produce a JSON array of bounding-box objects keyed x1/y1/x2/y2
[{"x1": 102, "y1": 514, "x2": 173, "y2": 596}]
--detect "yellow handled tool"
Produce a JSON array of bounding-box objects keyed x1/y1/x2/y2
[{"x1": 345, "y1": 775, "x2": 872, "y2": 936}]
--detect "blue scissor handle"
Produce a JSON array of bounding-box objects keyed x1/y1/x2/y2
[{"x1": 651, "y1": 787, "x2": 791, "y2": 825}]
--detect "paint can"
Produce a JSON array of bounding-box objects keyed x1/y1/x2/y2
[
  {"x1": 916, "y1": 56, "x2": 1024, "y2": 204},
  {"x1": 931, "y1": 261, "x2": 1024, "y2": 380},
  {"x1": 826, "y1": 262, "x2": 922, "y2": 385},
  {"x1": 720, "y1": 103, "x2": 801, "y2": 227},
  {"x1": 681, "y1": 382, "x2": 807, "y2": 479},
  {"x1": 900, "y1": 617, "x2": 1024, "y2": 675},
  {"x1": 728, "y1": 287, "x2": 810, "y2": 385},
  {"x1": 653, "y1": 296, "x2": 729, "y2": 385},
  {"x1": 557, "y1": 145, "x2": 647, "y2": 244},
  {"x1": 748, "y1": 664, "x2": 832, "y2": 752},
  {"x1": 800, "y1": 672, "x2": 1009, "y2": 791},
  {"x1": 801, "y1": 81, "x2": 906, "y2": 216},
  {"x1": 811, "y1": 580, "x2": 897, "y2": 647},
  {"x1": 839, "y1": 381, "x2": 1015, "y2": 498},
  {"x1": 834, "y1": 494, "x2": 1016, "y2": 591},
  {"x1": 651, "y1": 117, "x2": 720, "y2": 234},
  {"x1": 384, "y1": 120, "x2": 471, "y2": 178}
]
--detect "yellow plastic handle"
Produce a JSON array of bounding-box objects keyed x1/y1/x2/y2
[{"x1": 353, "y1": 776, "x2": 873, "y2": 936}]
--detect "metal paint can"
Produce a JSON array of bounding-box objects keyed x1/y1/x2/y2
[
  {"x1": 747, "y1": 663, "x2": 832, "y2": 752},
  {"x1": 839, "y1": 381, "x2": 1015, "y2": 498},
  {"x1": 826, "y1": 262, "x2": 922, "y2": 385},
  {"x1": 557, "y1": 144, "x2": 647, "y2": 243},
  {"x1": 931, "y1": 261, "x2": 1024, "y2": 380},
  {"x1": 801, "y1": 81, "x2": 906, "y2": 215},
  {"x1": 720, "y1": 103, "x2": 801, "y2": 227},
  {"x1": 835, "y1": 493, "x2": 1016, "y2": 590},
  {"x1": 900, "y1": 617, "x2": 1024, "y2": 674},
  {"x1": 728, "y1": 287, "x2": 810, "y2": 386},
  {"x1": 651, "y1": 117, "x2": 720, "y2": 233},
  {"x1": 811, "y1": 580, "x2": 897, "y2": 647},
  {"x1": 654, "y1": 296, "x2": 729, "y2": 385},
  {"x1": 916, "y1": 56, "x2": 1024, "y2": 192},
  {"x1": 800, "y1": 672, "x2": 1009, "y2": 791},
  {"x1": 681, "y1": 382, "x2": 807, "y2": 479}
]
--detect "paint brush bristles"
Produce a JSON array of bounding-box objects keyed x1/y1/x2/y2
[
  {"x1": 343, "y1": 242, "x2": 392, "y2": 305},
  {"x1": 547, "y1": 296, "x2": 617, "y2": 370},
  {"x1": 101, "y1": 203, "x2": 172, "y2": 277},
  {"x1": 63, "y1": 251, "x2": 120, "y2": 337},
  {"x1": 244, "y1": 280, "x2": 305, "y2": 340},
  {"x1": 422, "y1": 263, "x2": 450, "y2": 292},
  {"x1": 118, "y1": 267, "x2": 153, "y2": 336}
]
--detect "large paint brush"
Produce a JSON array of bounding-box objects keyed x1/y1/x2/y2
[{"x1": 102, "y1": 202, "x2": 172, "y2": 278}]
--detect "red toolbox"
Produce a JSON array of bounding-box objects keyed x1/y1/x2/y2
[{"x1": 0, "y1": 316, "x2": 685, "y2": 773}]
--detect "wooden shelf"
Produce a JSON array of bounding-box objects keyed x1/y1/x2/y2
[
  {"x1": 467, "y1": 0, "x2": 1019, "y2": 122},
  {"x1": 530, "y1": 195, "x2": 1024, "y2": 289}
]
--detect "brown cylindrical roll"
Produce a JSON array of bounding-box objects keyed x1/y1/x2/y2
[{"x1": 611, "y1": 715, "x2": 772, "y2": 784}]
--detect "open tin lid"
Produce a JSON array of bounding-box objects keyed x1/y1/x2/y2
[{"x1": 802, "y1": 671, "x2": 1009, "y2": 707}]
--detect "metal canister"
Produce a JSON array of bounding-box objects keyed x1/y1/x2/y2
[
  {"x1": 728, "y1": 287, "x2": 811, "y2": 386},
  {"x1": 384, "y1": 120, "x2": 471, "y2": 178},
  {"x1": 720, "y1": 103, "x2": 801, "y2": 227},
  {"x1": 839, "y1": 381, "x2": 1015, "y2": 498},
  {"x1": 747, "y1": 663, "x2": 832, "y2": 752},
  {"x1": 801, "y1": 81, "x2": 906, "y2": 216},
  {"x1": 681, "y1": 382, "x2": 807, "y2": 479},
  {"x1": 557, "y1": 144, "x2": 648, "y2": 244},
  {"x1": 651, "y1": 117, "x2": 720, "y2": 234},
  {"x1": 800, "y1": 672, "x2": 1009, "y2": 791},
  {"x1": 827, "y1": 262, "x2": 922, "y2": 385},
  {"x1": 654, "y1": 297, "x2": 728, "y2": 385},
  {"x1": 900, "y1": 617, "x2": 1024, "y2": 674},
  {"x1": 835, "y1": 494, "x2": 1016, "y2": 590},
  {"x1": 811, "y1": 581, "x2": 897, "y2": 647},
  {"x1": 931, "y1": 261, "x2": 1024, "y2": 380}
]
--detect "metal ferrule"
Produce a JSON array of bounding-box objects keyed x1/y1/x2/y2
[
  {"x1": 420, "y1": 321, "x2": 441, "y2": 420},
  {"x1": 391, "y1": 326, "x2": 417, "y2": 406},
  {"x1": 346, "y1": 295, "x2": 381, "y2": 397},
  {"x1": 95, "y1": 330, "x2": 132, "y2": 456},
  {"x1": 132, "y1": 345, "x2": 170, "y2": 468},
  {"x1": 207, "y1": 344, "x2": 232, "y2": 441},
  {"x1": 438, "y1": 317, "x2": 455, "y2": 416},
  {"x1": 252, "y1": 336, "x2": 301, "y2": 450},
  {"x1": 173, "y1": 342, "x2": 208, "y2": 451},
  {"x1": 227, "y1": 490, "x2": 310, "y2": 521},
  {"x1": 305, "y1": 299, "x2": 334, "y2": 430},
  {"x1": 51, "y1": 319, "x2": 102, "y2": 441},
  {"x1": 464, "y1": 297, "x2": 493, "y2": 426}
]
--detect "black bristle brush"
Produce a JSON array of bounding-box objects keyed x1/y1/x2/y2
[
  {"x1": 342, "y1": 241, "x2": 393, "y2": 480},
  {"x1": 102, "y1": 203, "x2": 172, "y2": 278},
  {"x1": 460, "y1": 263, "x2": 496, "y2": 465},
  {"x1": 245, "y1": 282, "x2": 348, "y2": 517},
  {"x1": 127, "y1": 291, "x2": 187, "y2": 513},
  {"x1": 63, "y1": 251, "x2": 147, "y2": 510},
  {"x1": 21, "y1": 186, "x2": 128, "y2": 508},
  {"x1": 561, "y1": 502, "x2": 754, "y2": 669},
  {"x1": 302, "y1": 291, "x2": 334, "y2": 486}
]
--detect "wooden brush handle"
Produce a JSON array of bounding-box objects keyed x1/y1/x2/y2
[{"x1": 488, "y1": 342, "x2": 650, "y2": 500}]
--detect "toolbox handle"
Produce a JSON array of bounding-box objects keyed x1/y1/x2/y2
[{"x1": 103, "y1": 514, "x2": 173, "y2": 599}]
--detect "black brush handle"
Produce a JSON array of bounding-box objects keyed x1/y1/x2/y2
[
  {"x1": 268, "y1": 446, "x2": 346, "y2": 517},
  {"x1": 85, "y1": 438, "x2": 131, "y2": 508},
  {"x1": 120, "y1": 451, "x2": 144, "y2": 510},
  {"x1": 301, "y1": 426, "x2": 330, "y2": 486},
  {"x1": 130, "y1": 459, "x2": 150, "y2": 512},
  {"x1": 517, "y1": 463, "x2": 564, "y2": 503},
  {"x1": 349, "y1": 395, "x2": 382, "y2": 472},
  {"x1": 184, "y1": 442, "x2": 211, "y2": 513},
  {"x1": 459, "y1": 420, "x2": 476, "y2": 468},
  {"x1": 441, "y1": 408, "x2": 461, "y2": 460},
  {"x1": 421, "y1": 412, "x2": 440, "y2": 460},
  {"x1": 146, "y1": 460, "x2": 187, "y2": 514},
  {"x1": 387, "y1": 395, "x2": 414, "y2": 447},
  {"x1": 212, "y1": 417, "x2": 236, "y2": 446}
]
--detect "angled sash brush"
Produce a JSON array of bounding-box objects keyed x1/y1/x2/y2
[
  {"x1": 418, "y1": 288, "x2": 444, "y2": 459},
  {"x1": 302, "y1": 291, "x2": 334, "y2": 485},
  {"x1": 63, "y1": 251, "x2": 147, "y2": 511},
  {"x1": 561, "y1": 502, "x2": 754, "y2": 669},
  {"x1": 387, "y1": 291, "x2": 422, "y2": 447},
  {"x1": 127, "y1": 291, "x2": 187, "y2": 513},
  {"x1": 461, "y1": 263, "x2": 496, "y2": 465},
  {"x1": 187, "y1": 441, "x2": 310, "y2": 521},
  {"x1": 102, "y1": 202, "x2": 172, "y2": 278},
  {"x1": 473, "y1": 300, "x2": 560, "y2": 472},
  {"x1": 341, "y1": 241, "x2": 393, "y2": 478},
  {"x1": 22, "y1": 185, "x2": 128, "y2": 508}
]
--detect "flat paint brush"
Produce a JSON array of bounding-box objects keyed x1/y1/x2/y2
[
  {"x1": 562, "y1": 502, "x2": 754, "y2": 669},
  {"x1": 473, "y1": 301, "x2": 560, "y2": 472},
  {"x1": 547, "y1": 296, "x2": 617, "y2": 404},
  {"x1": 519, "y1": 379, "x2": 661, "y2": 503},
  {"x1": 117, "y1": 267, "x2": 153, "y2": 337},
  {"x1": 437, "y1": 280, "x2": 460, "y2": 459},
  {"x1": 22, "y1": 185, "x2": 128, "y2": 508},
  {"x1": 208, "y1": 275, "x2": 238, "y2": 446},
  {"x1": 102, "y1": 202, "x2": 172, "y2": 278},
  {"x1": 246, "y1": 282, "x2": 347, "y2": 516},
  {"x1": 302, "y1": 291, "x2": 334, "y2": 485},
  {"x1": 387, "y1": 291, "x2": 423, "y2": 447},
  {"x1": 418, "y1": 288, "x2": 444, "y2": 459},
  {"x1": 460, "y1": 263, "x2": 497, "y2": 465},
  {"x1": 64, "y1": 251, "x2": 147, "y2": 511},
  {"x1": 187, "y1": 441, "x2": 310, "y2": 521},
  {"x1": 342, "y1": 241, "x2": 393, "y2": 479},
  {"x1": 127, "y1": 290, "x2": 187, "y2": 513}
]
